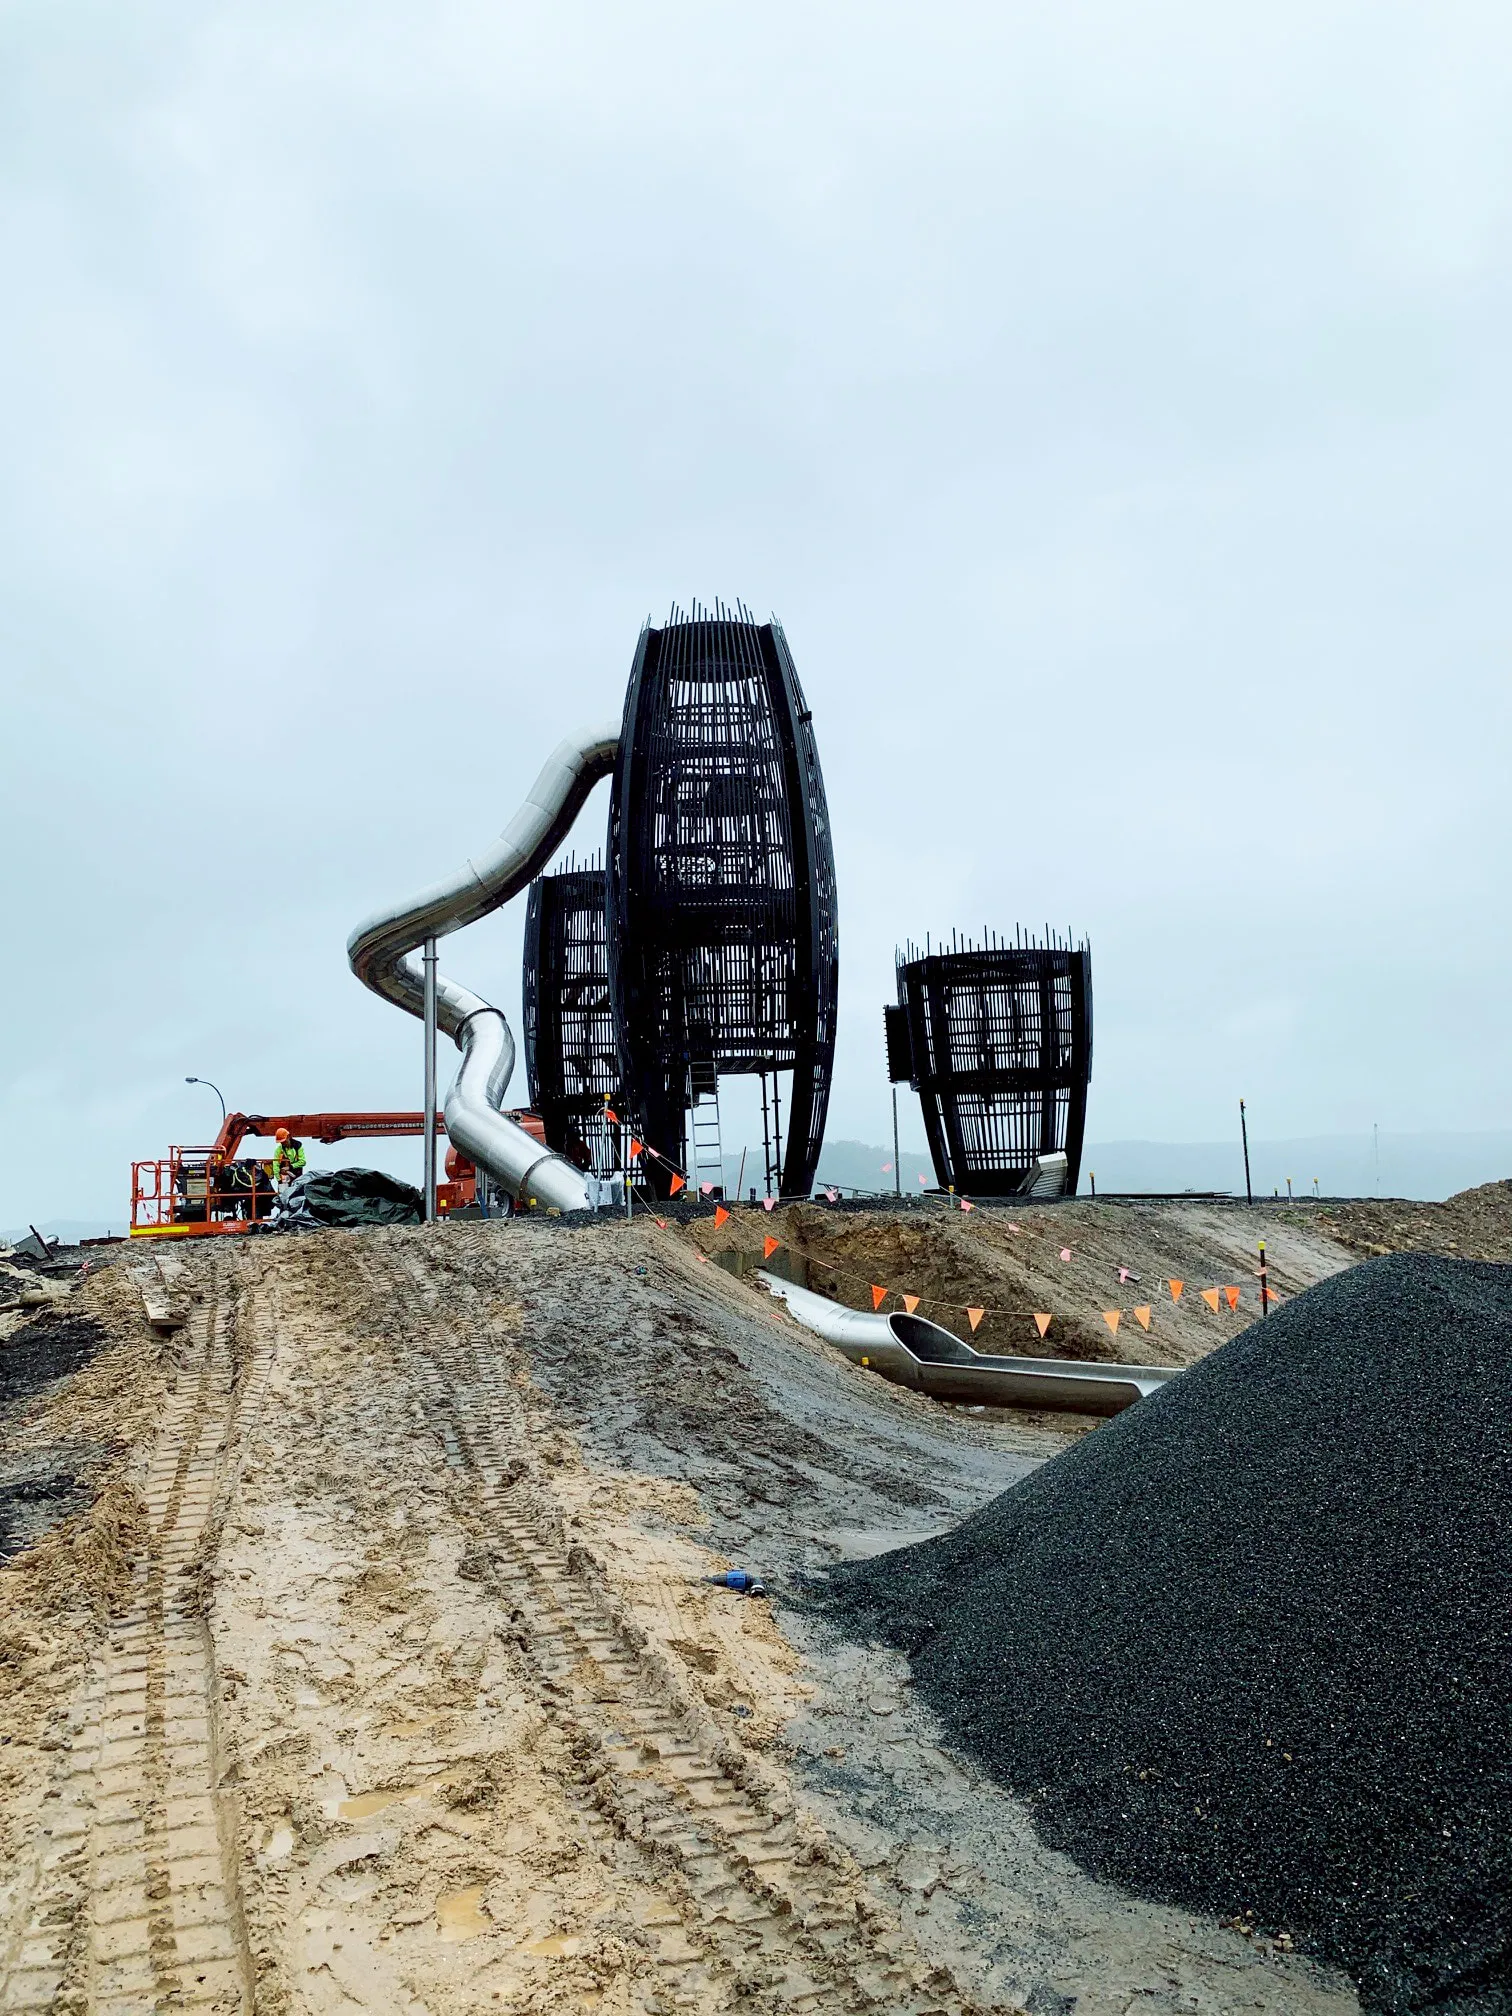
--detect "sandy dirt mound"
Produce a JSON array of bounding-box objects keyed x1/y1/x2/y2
[
  {"x1": 0, "y1": 1218, "x2": 1361, "y2": 2014},
  {"x1": 1318, "y1": 1178, "x2": 1512, "y2": 1263}
]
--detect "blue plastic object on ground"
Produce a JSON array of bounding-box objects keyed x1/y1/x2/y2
[{"x1": 704, "y1": 1571, "x2": 766, "y2": 1595}]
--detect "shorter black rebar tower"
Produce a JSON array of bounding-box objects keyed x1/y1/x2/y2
[
  {"x1": 522, "y1": 859, "x2": 621, "y2": 1177},
  {"x1": 886, "y1": 929, "x2": 1093, "y2": 1196}
]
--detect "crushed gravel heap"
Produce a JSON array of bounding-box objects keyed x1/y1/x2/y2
[{"x1": 825, "y1": 1254, "x2": 1512, "y2": 2014}]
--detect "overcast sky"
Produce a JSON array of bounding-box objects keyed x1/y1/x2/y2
[{"x1": 2, "y1": 2, "x2": 1509, "y2": 1225}]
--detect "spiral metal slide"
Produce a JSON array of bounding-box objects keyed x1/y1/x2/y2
[
  {"x1": 347, "y1": 724, "x2": 620, "y2": 1211},
  {"x1": 759, "y1": 1273, "x2": 1180, "y2": 1415}
]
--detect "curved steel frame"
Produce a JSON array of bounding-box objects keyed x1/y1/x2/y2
[
  {"x1": 890, "y1": 931, "x2": 1093, "y2": 1196},
  {"x1": 606, "y1": 605, "x2": 838, "y2": 1198},
  {"x1": 523, "y1": 863, "x2": 621, "y2": 1176}
]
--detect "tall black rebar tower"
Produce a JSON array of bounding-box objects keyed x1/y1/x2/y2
[
  {"x1": 522, "y1": 861, "x2": 621, "y2": 1177},
  {"x1": 886, "y1": 929, "x2": 1093, "y2": 1196},
  {"x1": 607, "y1": 603, "x2": 839, "y2": 1199}
]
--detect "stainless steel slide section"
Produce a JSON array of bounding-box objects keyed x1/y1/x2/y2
[
  {"x1": 760, "y1": 1274, "x2": 1179, "y2": 1416},
  {"x1": 347, "y1": 723, "x2": 619, "y2": 1210}
]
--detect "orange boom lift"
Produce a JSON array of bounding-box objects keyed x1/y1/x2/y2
[{"x1": 129, "y1": 1110, "x2": 546, "y2": 1239}]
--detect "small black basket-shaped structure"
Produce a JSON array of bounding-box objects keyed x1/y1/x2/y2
[
  {"x1": 607, "y1": 605, "x2": 839, "y2": 1198},
  {"x1": 888, "y1": 932, "x2": 1092, "y2": 1196},
  {"x1": 523, "y1": 862, "x2": 621, "y2": 1177}
]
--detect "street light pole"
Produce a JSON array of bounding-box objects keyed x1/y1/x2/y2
[{"x1": 185, "y1": 1076, "x2": 227, "y2": 1129}]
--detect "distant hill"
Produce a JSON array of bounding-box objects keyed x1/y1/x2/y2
[{"x1": 779, "y1": 1132, "x2": 1512, "y2": 1204}]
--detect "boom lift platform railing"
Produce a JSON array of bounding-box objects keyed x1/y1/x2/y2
[{"x1": 129, "y1": 1109, "x2": 544, "y2": 1238}]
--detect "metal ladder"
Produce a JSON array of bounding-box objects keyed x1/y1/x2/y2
[{"x1": 686, "y1": 1060, "x2": 725, "y2": 1196}]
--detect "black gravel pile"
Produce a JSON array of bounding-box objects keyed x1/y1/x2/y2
[{"x1": 825, "y1": 1255, "x2": 1512, "y2": 2013}]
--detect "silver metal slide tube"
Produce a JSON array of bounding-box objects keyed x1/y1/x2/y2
[
  {"x1": 760, "y1": 1274, "x2": 1179, "y2": 1416},
  {"x1": 347, "y1": 723, "x2": 620, "y2": 1211}
]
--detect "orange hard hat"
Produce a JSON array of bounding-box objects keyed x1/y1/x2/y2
[{"x1": 275, "y1": 1127, "x2": 289, "y2": 1141}]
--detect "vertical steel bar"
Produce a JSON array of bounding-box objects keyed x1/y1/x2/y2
[
  {"x1": 1240, "y1": 1098, "x2": 1253, "y2": 1205},
  {"x1": 423, "y1": 935, "x2": 438, "y2": 1223},
  {"x1": 892, "y1": 1085, "x2": 901, "y2": 1197}
]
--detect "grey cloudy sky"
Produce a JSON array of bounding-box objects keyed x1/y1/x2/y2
[{"x1": 2, "y1": 2, "x2": 1508, "y2": 1225}]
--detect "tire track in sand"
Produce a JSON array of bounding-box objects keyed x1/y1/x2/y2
[
  {"x1": 391, "y1": 1245, "x2": 993, "y2": 2015},
  {"x1": 1, "y1": 1262, "x2": 269, "y2": 2015}
]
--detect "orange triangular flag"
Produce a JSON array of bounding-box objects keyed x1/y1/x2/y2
[
  {"x1": 713, "y1": 1205, "x2": 729, "y2": 1229},
  {"x1": 668, "y1": 1173, "x2": 685, "y2": 1195},
  {"x1": 604, "y1": 1107, "x2": 618, "y2": 1123},
  {"x1": 1201, "y1": 1287, "x2": 1221, "y2": 1312},
  {"x1": 902, "y1": 1293, "x2": 920, "y2": 1314},
  {"x1": 871, "y1": 1284, "x2": 887, "y2": 1310},
  {"x1": 1033, "y1": 1312, "x2": 1052, "y2": 1338},
  {"x1": 1225, "y1": 1285, "x2": 1240, "y2": 1310},
  {"x1": 1168, "y1": 1278, "x2": 1184, "y2": 1301},
  {"x1": 966, "y1": 1307, "x2": 985, "y2": 1332},
  {"x1": 763, "y1": 1235, "x2": 780, "y2": 1259},
  {"x1": 1134, "y1": 1305, "x2": 1152, "y2": 1330},
  {"x1": 628, "y1": 1137, "x2": 641, "y2": 1156},
  {"x1": 1103, "y1": 1310, "x2": 1121, "y2": 1334},
  {"x1": 654, "y1": 1217, "x2": 668, "y2": 1229}
]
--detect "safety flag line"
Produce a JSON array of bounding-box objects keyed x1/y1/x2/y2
[{"x1": 668, "y1": 1203, "x2": 1270, "y2": 1337}]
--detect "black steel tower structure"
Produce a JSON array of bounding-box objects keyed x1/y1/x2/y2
[
  {"x1": 607, "y1": 604, "x2": 839, "y2": 1199},
  {"x1": 522, "y1": 861, "x2": 621, "y2": 1177},
  {"x1": 886, "y1": 930, "x2": 1092, "y2": 1196}
]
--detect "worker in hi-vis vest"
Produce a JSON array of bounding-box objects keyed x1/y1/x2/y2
[{"x1": 272, "y1": 1128, "x2": 307, "y2": 1193}]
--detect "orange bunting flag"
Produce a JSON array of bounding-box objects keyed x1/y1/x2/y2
[
  {"x1": 960, "y1": 1198, "x2": 974, "y2": 1212},
  {"x1": 871, "y1": 1284, "x2": 888, "y2": 1311},
  {"x1": 1168, "y1": 1278, "x2": 1184, "y2": 1301},
  {"x1": 654, "y1": 1217, "x2": 669, "y2": 1230},
  {"x1": 763, "y1": 1235, "x2": 780, "y2": 1259},
  {"x1": 1224, "y1": 1285, "x2": 1240, "y2": 1310},
  {"x1": 1060, "y1": 1247, "x2": 1072, "y2": 1263},
  {"x1": 713, "y1": 1205, "x2": 730, "y2": 1230},
  {"x1": 967, "y1": 1307, "x2": 985, "y2": 1332},
  {"x1": 1103, "y1": 1310, "x2": 1121, "y2": 1334},
  {"x1": 1008, "y1": 1222, "x2": 1021, "y2": 1233},
  {"x1": 628, "y1": 1136, "x2": 641, "y2": 1157},
  {"x1": 902, "y1": 1293, "x2": 920, "y2": 1314},
  {"x1": 604, "y1": 1107, "x2": 618, "y2": 1123},
  {"x1": 1134, "y1": 1305, "x2": 1152, "y2": 1330},
  {"x1": 1034, "y1": 1312, "x2": 1053, "y2": 1338},
  {"x1": 1200, "y1": 1287, "x2": 1221, "y2": 1312},
  {"x1": 669, "y1": 1173, "x2": 685, "y2": 1195}
]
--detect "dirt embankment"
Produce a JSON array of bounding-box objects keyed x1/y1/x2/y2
[
  {"x1": 0, "y1": 1217, "x2": 1364, "y2": 2014},
  {"x1": 1318, "y1": 1178, "x2": 1512, "y2": 1263},
  {"x1": 685, "y1": 1194, "x2": 1361, "y2": 1367}
]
